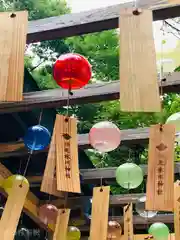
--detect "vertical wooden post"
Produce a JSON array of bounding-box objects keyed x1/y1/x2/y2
[
  {"x1": 146, "y1": 124, "x2": 175, "y2": 211},
  {"x1": 89, "y1": 186, "x2": 110, "y2": 240}
]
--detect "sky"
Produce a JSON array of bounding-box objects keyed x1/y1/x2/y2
[
  {"x1": 66, "y1": 0, "x2": 178, "y2": 52},
  {"x1": 67, "y1": 0, "x2": 128, "y2": 12}
]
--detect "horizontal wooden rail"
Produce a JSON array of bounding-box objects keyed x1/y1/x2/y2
[
  {"x1": 50, "y1": 193, "x2": 145, "y2": 208},
  {"x1": 78, "y1": 215, "x2": 174, "y2": 232},
  {"x1": 27, "y1": 1, "x2": 180, "y2": 43},
  {"x1": 0, "y1": 127, "x2": 150, "y2": 158},
  {"x1": 0, "y1": 72, "x2": 179, "y2": 114},
  {"x1": 28, "y1": 163, "x2": 180, "y2": 186}
]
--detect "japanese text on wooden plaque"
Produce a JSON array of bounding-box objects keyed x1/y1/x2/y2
[
  {"x1": 55, "y1": 115, "x2": 81, "y2": 193},
  {"x1": 146, "y1": 124, "x2": 175, "y2": 211}
]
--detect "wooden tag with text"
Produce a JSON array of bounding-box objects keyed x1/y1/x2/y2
[
  {"x1": 53, "y1": 209, "x2": 70, "y2": 240},
  {"x1": 123, "y1": 203, "x2": 133, "y2": 240},
  {"x1": 56, "y1": 115, "x2": 81, "y2": 193},
  {"x1": 0, "y1": 11, "x2": 28, "y2": 102},
  {"x1": 41, "y1": 120, "x2": 63, "y2": 197},
  {"x1": 90, "y1": 186, "x2": 110, "y2": 240},
  {"x1": 0, "y1": 178, "x2": 29, "y2": 240},
  {"x1": 146, "y1": 124, "x2": 175, "y2": 211},
  {"x1": 174, "y1": 181, "x2": 180, "y2": 240},
  {"x1": 119, "y1": 8, "x2": 160, "y2": 112}
]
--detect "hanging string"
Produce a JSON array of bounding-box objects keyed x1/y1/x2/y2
[
  {"x1": 159, "y1": 20, "x2": 166, "y2": 130},
  {"x1": 63, "y1": 192, "x2": 68, "y2": 210},
  {"x1": 20, "y1": 109, "x2": 43, "y2": 186},
  {"x1": 45, "y1": 229, "x2": 48, "y2": 240},
  {"x1": 18, "y1": 159, "x2": 22, "y2": 175},
  {"x1": 132, "y1": 0, "x2": 142, "y2": 16},
  {"x1": 10, "y1": 0, "x2": 16, "y2": 17},
  {"x1": 38, "y1": 109, "x2": 43, "y2": 125},
  {"x1": 160, "y1": 21, "x2": 166, "y2": 112},
  {"x1": 66, "y1": 88, "x2": 71, "y2": 117},
  {"x1": 127, "y1": 148, "x2": 132, "y2": 163},
  {"x1": 133, "y1": 0, "x2": 137, "y2": 9},
  {"x1": 100, "y1": 153, "x2": 106, "y2": 191},
  {"x1": 111, "y1": 207, "x2": 113, "y2": 221},
  {"x1": 19, "y1": 149, "x2": 33, "y2": 187}
]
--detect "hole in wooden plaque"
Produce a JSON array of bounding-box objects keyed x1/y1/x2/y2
[
  {"x1": 132, "y1": 8, "x2": 142, "y2": 15},
  {"x1": 100, "y1": 188, "x2": 103, "y2": 192},
  {"x1": 10, "y1": 13, "x2": 16, "y2": 18},
  {"x1": 159, "y1": 124, "x2": 163, "y2": 132}
]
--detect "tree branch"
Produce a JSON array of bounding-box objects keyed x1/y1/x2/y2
[{"x1": 165, "y1": 20, "x2": 180, "y2": 33}]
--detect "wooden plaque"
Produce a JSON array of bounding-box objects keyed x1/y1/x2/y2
[
  {"x1": 0, "y1": 178, "x2": 29, "y2": 240},
  {"x1": 53, "y1": 209, "x2": 70, "y2": 240},
  {"x1": 0, "y1": 11, "x2": 28, "y2": 102},
  {"x1": 41, "y1": 121, "x2": 63, "y2": 197},
  {"x1": 55, "y1": 115, "x2": 81, "y2": 193},
  {"x1": 123, "y1": 203, "x2": 133, "y2": 240},
  {"x1": 174, "y1": 181, "x2": 180, "y2": 240},
  {"x1": 146, "y1": 124, "x2": 175, "y2": 211},
  {"x1": 119, "y1": 8, "x2": 161, "y2": 112},
  {"x1": 89, "y1": 186, "x2": 110, "y2": 240}
]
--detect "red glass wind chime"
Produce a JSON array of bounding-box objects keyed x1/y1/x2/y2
[{"x1": 40, "y1": 53, "x2": 92, "y2": 237}]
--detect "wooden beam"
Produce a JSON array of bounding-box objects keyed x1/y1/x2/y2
[
  {"x1": 0, "y1": 127, "x2": 150, "y2": 158},
  {"x1": 78, "y1": 214, "x2": 174, "y2": 232},
  {"x1": 50, "y1": 193, "x2": 146, "y2": 208},
  {"x1": 0, "y1": 72, "x2": 178, "y2": 114},
  {"x1": 27, "y1": 2, "x2": 180, "y2": 43},
  {"x1": 80, "y1": 163, "x2": 180, "y2": 183},
  {"x1": 28, "y1": 162, "x2": 180, "y2": 187},
  {"x1": 110, "y1": 214, "x2": 174, "y2": 225}
]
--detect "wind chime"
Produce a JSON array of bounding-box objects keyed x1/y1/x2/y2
[{"x1": 40, "y1": 53, "x2": 92, "y2": 239}]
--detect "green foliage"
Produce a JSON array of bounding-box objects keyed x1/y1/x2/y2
[
  {"x1": 0, "y1": 0, "x2": 69, "y2": 20},
  {"x1": 32, "y1": 67, "x2": 59, "y2": 90},
  {"x1": 66, "y1": 30, "x2": 119, "y2": 81}
]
